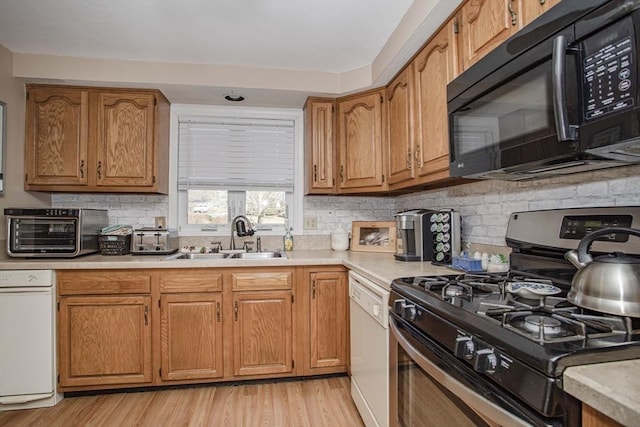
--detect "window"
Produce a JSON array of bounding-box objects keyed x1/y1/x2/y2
[{"x1": 171, "y1": 105, "x2": 302, "y2": 236}]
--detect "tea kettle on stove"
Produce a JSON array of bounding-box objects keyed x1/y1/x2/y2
[{"x1": 564, "y1": 227, "x2": 640, "y2": 317}]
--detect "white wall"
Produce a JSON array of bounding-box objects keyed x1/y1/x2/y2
[
  {"x1": 396, "y1": 164, "x2": 640, "y2": 247},
  {"x1": 51, "y1": 162, "x2": 640, "y2": 248},
  {"x1": 0, "y1": 44, "x2": 50, "y2": 241}
]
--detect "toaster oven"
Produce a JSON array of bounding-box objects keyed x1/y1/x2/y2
[{"x1": 5, "y1": 208, "x2": 108, "y2": 258}]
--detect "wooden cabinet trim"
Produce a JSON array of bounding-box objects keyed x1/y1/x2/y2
[
  {"x1": 58, "y1": 270, "x2": 151, "y2": 295},
  {"x1": 159, "y1": 270, "x2": 223, "y2": 293},
  {"x1": 231, "y1": 271, "x2": 293, "y2": 291}
]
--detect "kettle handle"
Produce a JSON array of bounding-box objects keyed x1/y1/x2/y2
[{"x1": 577, "y1": 227, "x2": 640, "y2": 264}]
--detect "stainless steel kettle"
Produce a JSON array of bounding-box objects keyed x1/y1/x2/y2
[{"x1": 564, "y1": 227, "x2": 640, "y2": 317}]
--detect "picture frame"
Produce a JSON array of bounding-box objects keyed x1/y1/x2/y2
[{"x1": 350, "y1": 221, "x2": 397, "y2": 253}]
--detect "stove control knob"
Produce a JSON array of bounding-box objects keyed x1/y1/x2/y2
[
  {"x1": 474, "y1": 349, "x2": 497, "y2": 375},
  {"x1": 401, "y1": 303, "x2": 417, "y2": 321},
  {"x1": 393, "y1": 299, "x2": 406, "y2": 314},
  {"x1": 454, "y1": 336, "x2": 475, "y2": 360}
]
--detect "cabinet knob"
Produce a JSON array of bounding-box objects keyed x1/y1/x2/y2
[
  {"x1": 80, "y1": 160, "x2": 85, "y2": 178},
  {"x1": 97, "y1": 161, "x2": 102, "y2": 180}
]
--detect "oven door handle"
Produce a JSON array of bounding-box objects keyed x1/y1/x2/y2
[
  {"x1": 552, "y1": 34, "x2": 577, "y2": 142},
  {"x1": 389, "y1": 317, "x2": 532, "y2": 427}
]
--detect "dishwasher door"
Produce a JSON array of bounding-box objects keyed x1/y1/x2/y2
[
  {"x1": 349, "y1": 271, "x2": 389, "y2": 427},
  {"x1": 0, "y1": 270, "x2": 62, "y2": 410}
]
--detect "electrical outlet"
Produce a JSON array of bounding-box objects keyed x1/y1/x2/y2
[{"x1": 303, "y1": 217, "x2": 317, "y2": 230}]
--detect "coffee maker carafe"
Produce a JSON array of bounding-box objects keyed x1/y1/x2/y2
[{"x1": 394, "y1": 209, "x2": 460, "y2": 263}]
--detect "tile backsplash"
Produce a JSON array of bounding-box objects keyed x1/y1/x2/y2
[{"x1": 52, "y1": 164, "x2": 640, "y2": 248}]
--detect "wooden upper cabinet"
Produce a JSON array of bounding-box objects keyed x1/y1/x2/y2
[
  {"x1": 25, "y1": 87, "x2": 89, "y2": 186},
  {"x1": 386, "y1": 66, "x2": 416, "y2": 187},
  {"x1": 337, "y1": 89, "x2": 387, "y2": 192},
  {"x1": 457, "y1": 0, "x2": 520, "y2": 72},
  {"x1": 413, "y1": 18, "x2": 458, "y2": 182},
  {"x1": 96, "y1": 92, "x2": 156, "y2": 188},
  {"x1": 304, "y1": 98, "x2": 336, "y2": 194},
  {"x1": 24, "y1": 84, "x2": 169, "y2": 193},
  {"x1": 519, "y1": 0, "x2": 562, "y2": 28}
]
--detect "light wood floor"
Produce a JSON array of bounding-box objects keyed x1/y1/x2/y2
[{"x1": 0, "y1": 376, "x2": 364, "y2": 427}]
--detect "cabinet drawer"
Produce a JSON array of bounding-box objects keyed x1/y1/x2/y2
[
  {"x1": 231, "y1": 270, "x2": 292, "y2": 291},
  {"x1": 58, "y1": 271, "x2": 151, "y2": 295},
  {"x1": 159, "y1": 269, "x2": 223, "y2": 293}
]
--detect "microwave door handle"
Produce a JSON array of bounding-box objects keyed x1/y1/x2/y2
[{"x1": 552, "y1": 35, "x2": 577, "y2": 142}]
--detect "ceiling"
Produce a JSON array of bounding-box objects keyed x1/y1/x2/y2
[{"x1": 0, "y1": 0, "x2": 458, "y2": 106}]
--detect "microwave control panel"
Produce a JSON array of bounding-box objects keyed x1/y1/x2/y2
[{"x1": 582, "y1": 16, "x2": 636, "y2": 121}]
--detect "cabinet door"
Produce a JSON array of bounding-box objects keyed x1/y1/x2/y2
[
  {"x1": 458, "y1": 0, "x2": 520, "y2": 72},
  {"x1": 25, "y1": 86, "x2": 88, "y2": 186},
  {"x1": 519, "y1": 0, "x2": 561, "y2": 28},
  {"x1": 232, "y1": 291, "x2": 293, "y2": 376},
  {"x1": 414, "y1": 19, "x2": 458, "y2": 181},
  {"x1": 96, "y1": 92, "x2": 156, "y2": 187},
  {"x1": 309, "y1": 272, "x2": 347, "y2": 371},
  {"x1": 305, "y1": 98, "x2": 336, "y2": 194},
  {"x1": 337, "y1": 90, "x2": 386, "y2": 191},
  {"x1": 386, "y1": 67, "x2": 415, "y2": 187},
  {"x1": 160, "y1": 293, "x2": 223, "y2": 381},
  {"x1": 58, "y1": 295, "x2": 152, "y2": 388}
]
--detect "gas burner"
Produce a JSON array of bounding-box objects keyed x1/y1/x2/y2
[
  {"x1": 503, "y1": 311, "x2": 584, "y2": 343},
  {"x1": 444, "y1": 284, "x2": 467, "y2": 297},
  {"x1": 523, "y1": 315, "x2": 563, "y2": 336}
]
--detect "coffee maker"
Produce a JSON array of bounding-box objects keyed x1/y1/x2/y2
[{"x1": 394, "y1": 209, "x2": 460, "y2": 263}]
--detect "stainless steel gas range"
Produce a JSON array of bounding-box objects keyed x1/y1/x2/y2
[{"x1": 389, "y1": 206, "x2": 640, "y2": 427}]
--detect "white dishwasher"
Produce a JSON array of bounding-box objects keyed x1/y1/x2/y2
[
  {"x1": 0, "y1": 270, "x2": 63, "y2": 411},
  {"x1": 349, "y1": 271, "x2": 389, "y2": 427}
]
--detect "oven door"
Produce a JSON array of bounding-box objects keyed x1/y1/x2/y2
[
  {"x1": 8, "y1": 217, "x2": 79, "y2": 255},
  {"x1": 389, "y1": 314, "x2": 552, "y2": 427}
]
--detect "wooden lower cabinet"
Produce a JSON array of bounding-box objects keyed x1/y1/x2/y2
[
  {"x1": 582, "y1": 404, "x2": 624, "y2": 427},
  {"x1": 57, "y1": 266, "x2": 350, "y2": 390},
  {"x1": 160, "y1": 293, "x2": 223, "y2": 381},
  {"x1": 232, "y1": 290, "x2": 293, "y2": 376},
  {"x1": 58, "y1": 295, "x2": 153, "y2": 388},
  {"x1": 308, "y1": 270, "x2": 348, "y2": 373}
]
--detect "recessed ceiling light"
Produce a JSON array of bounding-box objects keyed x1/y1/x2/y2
[{"x1": 224, "y1": 93, "x2": 245, "y2": 102}]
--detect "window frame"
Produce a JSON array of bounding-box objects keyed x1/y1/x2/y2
[{"x1": 169, "y1": 104, "x2": 304, "y2": 237}]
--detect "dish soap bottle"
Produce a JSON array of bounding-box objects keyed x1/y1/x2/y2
[{"x1": 283, "y1": 227, "x2": 294, "y2": 251}]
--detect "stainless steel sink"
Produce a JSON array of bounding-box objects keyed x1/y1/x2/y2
[
  {"x1": 163, "y1": 252, "x2": 229, "y2": 260},
  {"x1": 230, "y1": 251, "x2": 285, "y2": 259},
  {"x1": 163, "y1": 251, "x2": 285, "y2": 260}
]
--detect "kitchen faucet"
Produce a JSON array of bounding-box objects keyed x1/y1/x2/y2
[{"x1": 230, "y1": 215, "x2": 255, "y2": 250}]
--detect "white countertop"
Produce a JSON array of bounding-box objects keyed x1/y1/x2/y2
[
  {"x1": 1, "y1": 248, "x2": 638, "y2": 423},
  {"x1": 0, "y1": 249, "x2": 454, "y2": 291},
  {"x1": 564, "y1": 359, "x2": 640, "y2": 426}
]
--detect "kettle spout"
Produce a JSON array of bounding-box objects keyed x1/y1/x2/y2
[{"x1": 564, "y1": 249, "x2": 588, "y2": 270}]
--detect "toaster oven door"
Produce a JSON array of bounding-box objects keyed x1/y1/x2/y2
[{"x1": 8, "y1": 217, "x2": 78, "y2": 255}]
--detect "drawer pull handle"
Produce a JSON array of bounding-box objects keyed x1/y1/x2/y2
[{"x1": 234, "y1": 301, "x2": 238, "y2": 321}]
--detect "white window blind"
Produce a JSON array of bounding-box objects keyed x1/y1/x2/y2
[{"x1": 178, "y1": 116, "x2": 295, "y2": 191}]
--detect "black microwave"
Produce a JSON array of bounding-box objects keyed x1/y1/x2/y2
[
  {"x1": 448, "y1": 0, "x2": 640, "y2": 180},
  {"x1": 4, "y1": 208, "x2": 108, "y2": 257}
]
